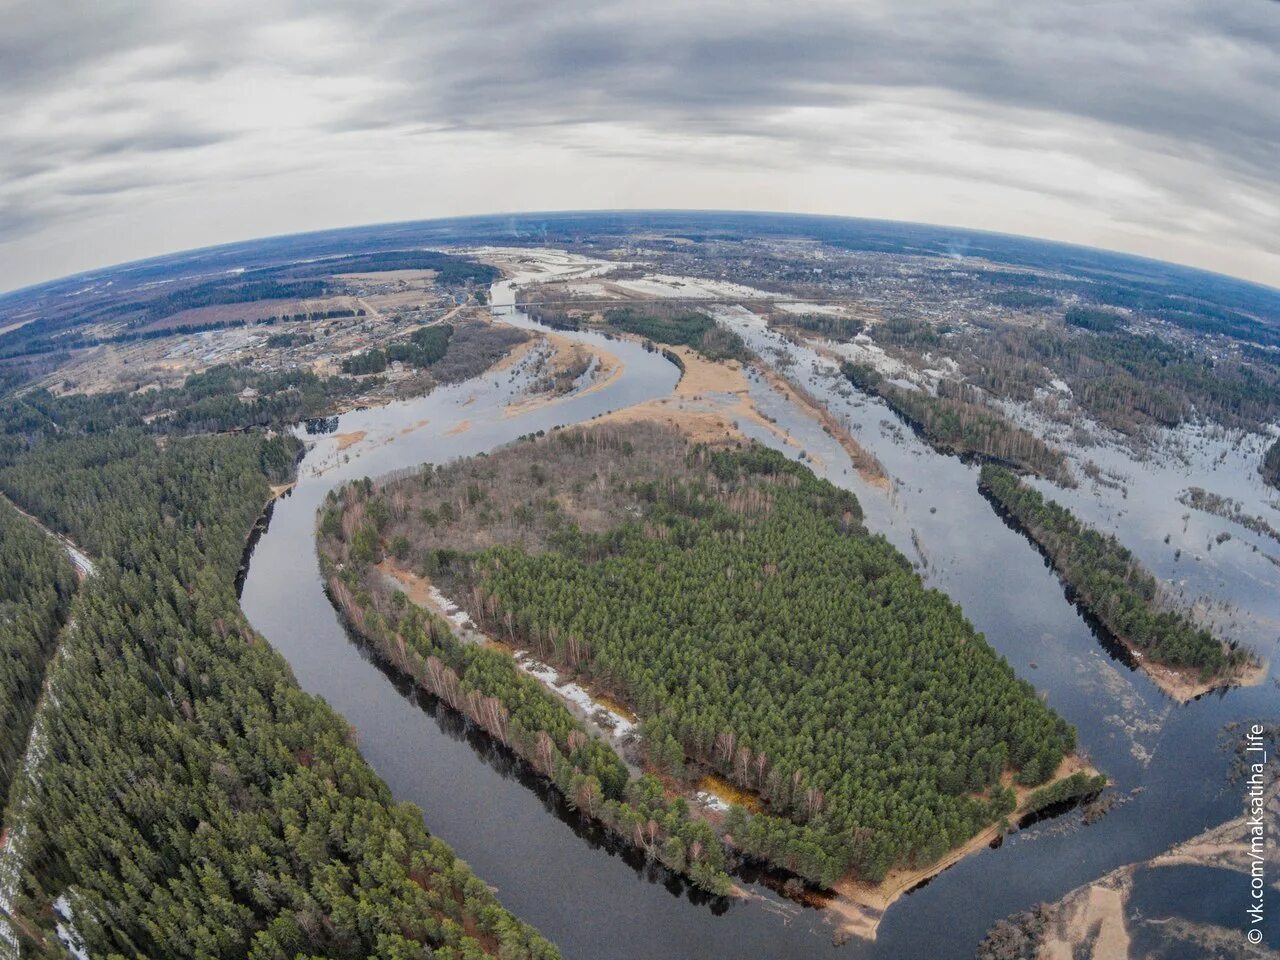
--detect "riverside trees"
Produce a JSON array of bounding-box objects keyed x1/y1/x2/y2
[
  {"x1": 325, "y1": 424, "x2": 1078, "y2": 889},
  {"x1": 841, "y1": 362, "x2": 1073, "y2": 484},
  {"x1": 979, "y1": 465, "x2": 1242, "y2": 679},
  {"x1": 0, "y1": 377, "x2": 558, "y2": 958}
]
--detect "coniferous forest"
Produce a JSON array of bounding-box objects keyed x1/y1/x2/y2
[
  {"x1": 1262, "y1": 436, "x2": 1280, "y2": 490},
  {"x1": 979, "y1": 465, "x2": 1244, "y2": 678},
  {"x1": 321, "y1": 425, "x2": 1080, "y2": 890},
  {"x1": 0, "y1": 384, "x2": 558, "y2": 958},
  {"x1": 0, "y1": 499, "x2": 78, "y2": 829}
]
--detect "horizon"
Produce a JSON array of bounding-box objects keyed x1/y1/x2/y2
[
  {"x1": 3, "y1": 1, "x2": 1277, "y2": 292},
  {"x1": 5, "y1": 207, "x2": 1279, "y2": 302}
]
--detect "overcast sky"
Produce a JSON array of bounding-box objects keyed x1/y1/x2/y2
[{"x1": 2, "y1": 0, "x2": 1278, "y2": 292}]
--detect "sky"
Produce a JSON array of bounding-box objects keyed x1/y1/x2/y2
[{"x1": 2, "y1": 0, "x2": 1278, "y2": 293}]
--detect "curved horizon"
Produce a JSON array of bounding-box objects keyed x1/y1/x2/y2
[{"x1": 4, "y1": 208, "x2": 1278, "y2": 303}]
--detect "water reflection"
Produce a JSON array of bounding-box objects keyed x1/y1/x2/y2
[{"x1": 240, "y1": 264, "x2": 1275, "y2": 960}]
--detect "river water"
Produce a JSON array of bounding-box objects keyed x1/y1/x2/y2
[{"x1": 241, "y1": 269, "x2": 1279, "y2": 958}]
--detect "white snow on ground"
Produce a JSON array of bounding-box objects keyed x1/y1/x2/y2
[
  {"x1": 818, "y1": 336, "x2": 917, "y2": 380},
  {"x1": 464, "y1": 247, "x2": 625, "y2": 287},
  {"x1": 694, "y1": 791, "x2": 730, "y2": 813},
  {"x1": 0, "y1": 549, "x2": 94, "y2": 954},
  {"x1": 427, "y1": 585, "x2": 476, "y2": 633},
  {"x1": 558, "y1": 281, "x2": 614, "y2": 298},
  {"x1": 65, "y1": 545, "x2": 94, "y2": 579},
  {"x1": 775, "y1": 301, "x2": 849, "y2": 316},
  {"x1": 54, "y1": 896, "x2": 89, "y2": 960},
  {"x1": 418, "y1": 580, "x2": 639, "y2": 743},
  {"x1": 708, "y1": 303, "x2": 770, "y2": 333},
  {"x1": 611, "y1": 274, "x2": 783, "y2": 301},
  {"x1": 0, "y1": 636, "x2": 73, "y2": 955},
  {"x1": 513, "y1": 653, "x2": 637, "y2": 738}
]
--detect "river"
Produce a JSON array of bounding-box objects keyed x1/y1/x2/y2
[{"x1": 241, "y1": 267, "x2": 1279, "y2": 958}]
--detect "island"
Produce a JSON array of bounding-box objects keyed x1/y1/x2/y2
[
  {"x1": 318, "y1": 421, "x2": 1102, "y2": 938},
  {"x1": 978, "y1": 464, "x2": 1263, "y2": 700}
]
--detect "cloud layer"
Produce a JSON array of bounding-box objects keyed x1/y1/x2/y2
[{"x1": 1, "y1": 0, "x2": 1277, "y2": 290}]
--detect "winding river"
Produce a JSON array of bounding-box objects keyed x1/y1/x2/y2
[{"x1": 241, "y1": 269, "x2": 1279, "y2": 958}]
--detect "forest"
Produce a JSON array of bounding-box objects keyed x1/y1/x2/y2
[
  {"x1": 0, "y1": 318, "x2": 526, "y2": 443},
  {"x1": 987, "y1": 291, "x2": 1057, "y2": 310},
  {"x1": 322, "y1": 424, "x2": 1080, "y2": 889},
  {"x1": 841, "y1": 362, "x2": 1073, "y2": 484},
  {"x1": 1, "y1": 366, "x2": 366, "y2": 440},
  {"x1": 1262, "y1": 437, "x2": 1280, "y2": 490},
  {"x1": 320, "y1": 505, "x2": 734, "y2": 895},
  {"x1": 771, "y1": 311, "x2": 865, "y2": 340},
  {"x1": 341, "y1": 323, "x2": 454, "y2": 375},
  {"x1": 979, "y1": 465, "x2": 1243, "y2": 678},
  {"x1": 1063, "y1": 306, "x2": 1127, "y2": 332},
  {"x1": 926, "y1": 322, "x2": 1279, "y2": 438},
  {"x1": 0, "y1": 499, "x2": 78, "y2": 832},
  {"x1": 513, "y1": 301, "x2": 751, "y2": 361},
  {"x1": 0, "y1": 374, "x2": 559, "y2": 957},
  {"x1": 601, "y1": 307, "x2": 751, "y2": 362},
  {"x1": 292, "y1": 250, "x2": 499, "y2": 286}
]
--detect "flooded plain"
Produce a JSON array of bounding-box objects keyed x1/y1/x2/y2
[{"x1": 241, "y1": 261, "x2": 1279, "y2": 959}]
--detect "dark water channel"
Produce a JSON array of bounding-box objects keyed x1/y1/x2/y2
[{"x1": 241, "y1": 278, "x2": 1277, "y2": 959}]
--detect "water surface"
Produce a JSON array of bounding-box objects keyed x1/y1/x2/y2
[{"x1": 241, "y1": 274, "x2": 1277, "y2": 959}]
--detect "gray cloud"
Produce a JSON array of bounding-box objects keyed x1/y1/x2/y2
[
  {"x1": 375, "y1": 1, "x2": 1280, "y2": 183},
  {"x1": 0, "y1": 0, "x2": 1276, "y2": 289}
]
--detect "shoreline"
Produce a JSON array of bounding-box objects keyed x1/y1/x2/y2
[
  {"x1": 758, "y1": 365, "x2": 889, "y2": 489},
  {"x1": 501, "y1": 331, "x2": 625, "y2": 418},
  {"x1": 828, "y1": 754, "x2": 1100, "y2": 940},
  {"x1": 1121, "y1": 638, "x2": 1267, "y2": 703},
  {"x1": 979, "y1": 481, "x2": 1267, "y2": 703},
  {"x1": 310, "y1": 298, "x2": 1112, "y2": 941},
  {"x1": 375, "y1": 554, "x2": 1102, "y2": 943}
]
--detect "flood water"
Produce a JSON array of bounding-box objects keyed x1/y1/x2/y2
[
  {"x1": 241, "y1": 270, "x2": 1278, "y2": 959},
  {"x1": 1127, "y1": 865, "x2": 1280, "y2": 955}
]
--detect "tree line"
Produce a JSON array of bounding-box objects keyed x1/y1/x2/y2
[
  {"x1": 841, "y1": 361, "x2": 1074, "y2": 485},
  {"x1": 0, "y1": 371, "x2": 558, "y2": 958},
  {"x1": 952, "y1": 324, "x2": 1279, "y2": 438},
  {"x1": 341, "y1": 323, "x2": 454, "y2": 375},
  {"x1": 329, "y1": 426, "x2": 1080, "y2": 890},
  {"x1": 0, "y1": 498, "x2": 78, "y2": 831},
  {"x1": 979, "y1": 465, "x2": 1244, "y2": 678},
  {"x1": 1064, "y1": 305, "x2": 1127, "y2": 332},
  {"x1": 519, "y1": 302, "x2": 751, "y2": 363},
  {"x1": 320, "y1": 522, "x2": 734, "y2": 895},
  {"x1": 1262, "y1": 437, "x2": 1280, "y2": 491}
]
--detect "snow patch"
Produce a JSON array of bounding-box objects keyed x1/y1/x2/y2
[{"x1": 513, "y1": 653, "x2": 636, "y2": 737}]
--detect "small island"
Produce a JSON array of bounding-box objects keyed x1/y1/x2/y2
[
  {"x1": 978, "y1": 464, "x2": 1262, "y2": 701},
  {"x1": 840, "y1": 360, "x2": 1074, "y2": 486},
  {"x1": 319, "y1": 422, "x2": 1100, "y2": 937}
]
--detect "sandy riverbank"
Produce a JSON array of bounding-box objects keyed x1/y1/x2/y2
[
  {"x1": 760, "y1": 366, "x2": 888, "y2": 488},
  {"x1": 829, "y1": 754, "x2": 1101, "y2": 941},
  {"x1": 998, "y1": 778, "x2": 1280, "y2": 959},
  {"x1": 502, "y1": 331, "x2": 624, "y2": 417},
  {"x1": 1127, "y1": 643, "x2": 1268, "y2": 703},
  {"x1": 593, "y1": 344, "x2": 819, "y2": 455}
]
